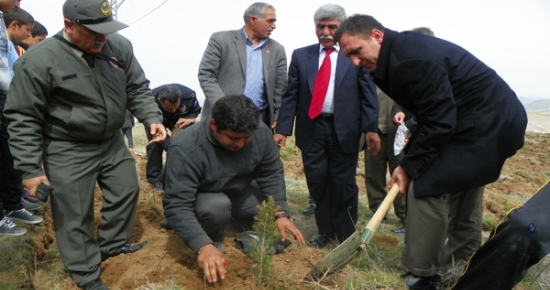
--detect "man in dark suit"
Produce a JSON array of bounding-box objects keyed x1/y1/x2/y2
[
  {"x1": 198, "y1": 2, "x2": 287, "y2": 129},
  {"x1": 336, "y1": 15, "x2": 527, "y2": 290},
  {"x1": 275, "y1": 4, "x2": 379, "y2": 248},
  {"x1": 146, "y1": 84, "x2": 201, "y2": 190}
]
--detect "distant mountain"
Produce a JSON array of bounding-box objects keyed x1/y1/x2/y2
[
  {"x1": 518, "y1": 97, "x2": 538, "y2": 107},
  {"x1": 525, "y1": 99, "x2": 550, "y2": 112}
]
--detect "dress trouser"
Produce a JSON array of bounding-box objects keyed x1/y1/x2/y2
[
  {"x1": 365, "y1": 130, "x2": 406, "y2": 224},
  {"x1": 302, "y1": 118, "x2": 359, "y2": 242},
  {"x1": 452, "y1": 181, "x2": 550, "y2": 290},
  {"x1": 402, "y1": 180, "x2": 483, "y2": 277},
  {"x1": 195, "y1": 182, "x2": 265, "y2": 242},
  {"x1": 0, "y1": 106, "x2": 24, "y2": 219},
  {"x1": 144, "y1": 124, "x2": 171, "y2": 184},
  {"x1": 44, "y1": 133, "x2": 139, "y2": 286},
  {"x1": 120, "y1": 127, "x2": 134, "y2": 149}
]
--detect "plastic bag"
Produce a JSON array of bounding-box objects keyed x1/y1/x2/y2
[{"x1": 394, "y1": 123, "x2": 411, "y2": 156}]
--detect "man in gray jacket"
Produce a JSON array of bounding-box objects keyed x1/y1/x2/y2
[
  {"x1": 198, "y1": 2, "x2": 287, "y2": 129},
  {"x1": 4, "y1": 0, "x2": 166, "y2": 289},
  {"x1": 163, "y1": 95, "x2": 304, "y2": 284}
]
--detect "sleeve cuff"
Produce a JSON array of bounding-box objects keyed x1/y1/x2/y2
[{"x1": 187, "y1": 233, "x2": 213, "y2": 254}]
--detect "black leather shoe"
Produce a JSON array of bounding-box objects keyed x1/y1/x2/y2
[
  {"x1": 302, "y1": 205, "x2": 315, "y2": 216},
  {"x1": 406, "y1": 274, "x2": 442, "y2": 290},
  {"x1": 152, "y1": 182, "x2": 163, "y2": 191},
  {"x1": 307, "y1": 233, "x2": 336, "y2": 248},
  {"x1": 159, "y1": 219, "x2": 171, "y2": 229},
  {"x1": 400, "y1": 271, "x2": 414, "y2": 280},
  {"x1": 391, "y1": 226, "x2": 406, "y2": 234},
  {"x1": 101, "y1": 240, "x2": 148, "y2": 261},
  {"x1": 80, "y1": 278, "x2": 109, "y2": 290}
]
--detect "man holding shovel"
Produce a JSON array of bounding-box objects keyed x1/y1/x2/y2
[{"x1": 335, "y1": 15, "x2": 527, "y2": 290}]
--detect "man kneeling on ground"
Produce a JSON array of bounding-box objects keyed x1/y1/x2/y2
[{"x1": 162, "y1": 95, "x2": 305, "y2": 283}]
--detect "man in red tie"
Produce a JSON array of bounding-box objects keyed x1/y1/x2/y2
[{"x1": 274, "y1": 4, "x2": 379, "y2": 248}]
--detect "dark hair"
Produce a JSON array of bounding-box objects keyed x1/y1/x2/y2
[
  {"x1": 211, "y1": 95, "x2": 259, "y2": 133},
  {"x1": 157, "y1": 85, "x2": 181, "y2": 104},
  {"x1": 412, "y1": 27, "x2": 434, "y2": 36},
  {"x1": 31, "y1": 21, "x2": 48, "y2": 37},
  {"x1": 334, "y1": 14, "x2": 385, "y2": 43},
  {"x1": 3, "y1": 8, "x2": 34, "y2": 27}
]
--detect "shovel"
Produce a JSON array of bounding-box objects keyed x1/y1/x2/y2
[{"x1": 305, "y1": 183, "x2": 400, "y2": 281}]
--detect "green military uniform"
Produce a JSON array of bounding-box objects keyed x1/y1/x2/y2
[
  {"x1": 365, "y1": 89, "x2": 406, "y2": 224},
  {"x1": 4, "y1": 31, "x2": 162, "y2": 285}
]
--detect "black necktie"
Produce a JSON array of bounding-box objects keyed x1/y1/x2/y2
[{"x1": 82, "y1": 52, "x2": 95, "y2": 68}]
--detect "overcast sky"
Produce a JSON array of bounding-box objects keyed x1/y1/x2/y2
[{"x1": 21, "y1": 0, "x2": 550, "y2": 104}]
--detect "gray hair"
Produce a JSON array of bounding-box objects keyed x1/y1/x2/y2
[
  {"x1": 313, "y1": 4, "x2": 346, "y2": 24},
  {"x1": 243, "y1": 2, "x2": 275, "y2": 23}
]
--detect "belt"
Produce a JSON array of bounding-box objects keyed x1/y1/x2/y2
[{"x1": 316, "y1": 114, "x2": 334, "y2": 121}]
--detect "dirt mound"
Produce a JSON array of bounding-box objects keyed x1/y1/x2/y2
[
  {"x1": 25, "y1": 131, "x2": 550, "y2": 289},
  {"x1": 29, "y1": 153, "x2": 345, "y2": 290}
]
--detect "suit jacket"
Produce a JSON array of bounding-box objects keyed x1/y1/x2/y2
[
  {"x1": 276, "y1": 44, "x2": 378, "y2": 154},
  {"x1": 198, "y1": 29, "x2": 287, "y2": 124},
  {"x1": 372, "y1": 29, "x2": 527, "y2": 197},
  {"x1": 378, "y1": 89, "x2": 397, "y2": 135}
]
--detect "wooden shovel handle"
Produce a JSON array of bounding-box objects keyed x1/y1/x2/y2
[{"x1": 363, "y1": 184, "x2": 400, "y2": 239}]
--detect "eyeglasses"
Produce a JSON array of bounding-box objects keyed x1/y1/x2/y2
[{"x1": 316, "y1": 24, "x2": 339, "y2": 30}]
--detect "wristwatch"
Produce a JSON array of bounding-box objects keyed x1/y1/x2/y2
[{"x1": 274, "y1": 212, "x2": 290, "y2": 221}]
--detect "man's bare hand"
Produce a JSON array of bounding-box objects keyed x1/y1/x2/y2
[
  {"x1": 273, "y1": 133, "x2": 287, "y2": 150},
  {"x1": 388, "y1": 165, "x2": 410, "y2": 194},
  {"x1": 393, "y1": 112, "x2": 405, "y2": 124},
  {"x1": 23, "y1": 175, "x2": 50, "y2": 197},
  {"x1": 197, "y1": 244, "x2": 227, "y2": 283},
  {"x1": 365, "y1": 132, "x2": 381, "y2": 156},
  {"x1": 148, "y1": 123, "x2": 167, "y2": 144},
  {"x1": 275, "y1": 216, "x2": 305, "y2": 244},
  {"x1": 175, "y1": 118, "x2": 195, "y2": 129}
]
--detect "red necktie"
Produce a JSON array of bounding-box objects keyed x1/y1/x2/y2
[{"x1": 308, "y1": 47, "x2": 335, "y2": 120}]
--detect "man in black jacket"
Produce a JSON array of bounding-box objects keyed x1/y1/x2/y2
[
  {"x1": 146, "y1": 84, "x2": 201, "y2": 190},
  {"x1": 335, "y1": 15, "x2": 527, "y2": 290}
]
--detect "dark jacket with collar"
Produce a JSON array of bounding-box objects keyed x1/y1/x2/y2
[
  {"x1": 372, "y1": 29, "x2": 527, "y2": 197},
  {"x1": 152, "y1": 83, "x2": 201, "y2": 130}
]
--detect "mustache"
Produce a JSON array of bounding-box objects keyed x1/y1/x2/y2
[
  {"x1": 92, "y1": 40, "x2": 106, "y2": 46},
  {"x1": 319, "y1": 35, "x2": 333, "y2": 40},
  {"x1": 267, "y1": 27, "x2": 274, "y2": 32}
]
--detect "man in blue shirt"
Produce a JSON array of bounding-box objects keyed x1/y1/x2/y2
[{"x1": 198, "y1": 2, "x2": 287, "y2": 129}]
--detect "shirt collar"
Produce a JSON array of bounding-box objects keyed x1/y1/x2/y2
[
  {"x1": 372, "y1": 28, "x2": 394, "y2": 81},
  {"x1": 318, "y1": 43, "x2": 339, "y2": 54},
  {"x1": 243, "y1": 28, "x2": 267, "y2": 48},
  {"x1": 205, "y1": 119, "x2": 222, "y2": 147}
]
